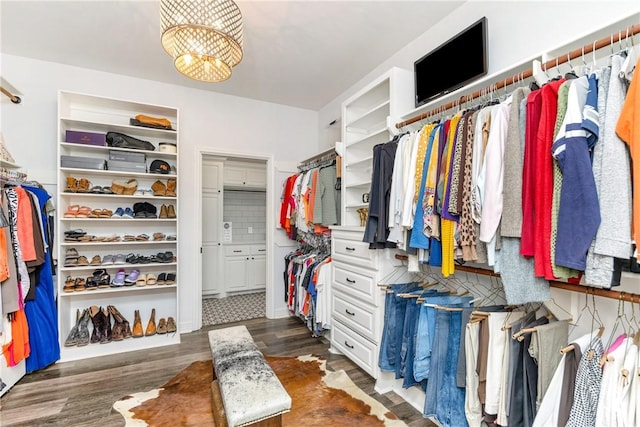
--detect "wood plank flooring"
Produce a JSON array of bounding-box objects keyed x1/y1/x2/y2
[{"x1": 0, "y1": 317, "x2": 435, "y2": 427}]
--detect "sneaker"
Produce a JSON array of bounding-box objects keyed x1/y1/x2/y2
[
  {"x1": 111, "y1": 207, "x2": 124, "y2": 218},
  {"x1": 125, "y1": 269, "x2": 140, "y2": 284},
  {"x1": 122, "y1": 207, "x2": 134, "y2": 219},
  {"x1": 102, "y1": 254, "x2": 115, "y2": 265},
  {"x1": 111, "y1": 268, "x2": 126, "y2": 287}
]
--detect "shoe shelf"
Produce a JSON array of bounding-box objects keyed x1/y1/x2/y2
[
  {"x1": 59, "y1": 262, "x2": 178, "y2": 273},
  {"x1": 60, "y1": 117, "x2": 177, "y2": 139},
  {"x1": 61, "y1": 218, "x2": 177, "y2": 222},
  {"x1": 58, "y1": 90, "x2": 180, "y2": 362},
  {"x1": 59, "y1": 284, "x2": 178, "y2": 297},
  {"x1": 61, "y1": 241, "x2": 177, "y2": 246},
  {"x1": 60, "y1": 193, "x2": 177, "y2": 200},
  {"x1": 60, "y1": 167, "x2": 177, "y2": 179}
]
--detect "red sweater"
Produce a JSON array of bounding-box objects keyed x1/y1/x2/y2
[
  {"x1": 521, "y1": 90, "x2": 542, "y2": 257},
  {"x1": 533, "y1": 79, "x2": 565, "y2": 279}
]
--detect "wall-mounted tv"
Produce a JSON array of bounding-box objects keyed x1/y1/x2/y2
[{"x1": 414, "y1": 17, "x2": 488, "y2": 108}]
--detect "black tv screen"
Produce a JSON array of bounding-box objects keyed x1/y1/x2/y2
[{"x1": 414, "y1": 17, "x2": 487, "y2": 107}]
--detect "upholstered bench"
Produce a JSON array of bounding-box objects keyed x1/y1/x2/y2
[{"x1": 208, "y1": 325, "x2": 292, "y2": 427}]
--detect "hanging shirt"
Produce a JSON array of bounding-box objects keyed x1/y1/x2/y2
[
  {"x1": 552, "y1": 75, "x2": 601, "y2": 271},
  {"x1": 521, "y1": 90, "x2": 543, "y2": 256},
  {"x1": 616, "y1": 55, "x2": 640, "y2": 260},
  {"x1": 387, "y1": 133, "x2": 411, "y2": 244}
]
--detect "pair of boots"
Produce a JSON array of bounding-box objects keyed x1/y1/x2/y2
[
  {"x1": 89, "y1": 305, "x2": 113, "y2": 344},
  {"x1": 151, "y1": 179, "x2": 176, "y2": 197},
  {"x1": 132, "y1": 308, "x2": 159, "y2": 337},
  {"x1": 108, "y1": 305, "x2": 132, "y2": 341},
  {"x1": 64, "y1": 308, "x2": 91, "y2": 347},
  {"x1": 159, "y1": 204, "x2": 176, "y2": 219}
]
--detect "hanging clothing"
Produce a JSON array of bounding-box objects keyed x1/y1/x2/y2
[{"x1": 616, "y1": 55, "x2": 640, "y2": 260}]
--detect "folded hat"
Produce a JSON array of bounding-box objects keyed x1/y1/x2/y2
[{"x1": 150, "y1": 159, "x2": 170, "y2": 174}]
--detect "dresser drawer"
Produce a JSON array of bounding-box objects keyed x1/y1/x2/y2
[
  {"x1": 333, "y1": 262, "x2": 377, "y2": 304},
  {"x1": 250, "y1": 244, "x2": 267, "y2": 255},
  {"x1": 331, "y1": 321, "x2": 378, "y2": 378},
  {"x1": 332, "y1": 238, "x2": 375, "y2": 267},
  {"x1": 225, "y1": 245, "x2": 250, "y2": 256},
  {"x1": 332, "y1": 291, "x2": 378, "y2": 342}
]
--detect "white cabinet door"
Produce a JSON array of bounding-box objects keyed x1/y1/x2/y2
[
  {"x1": 202, "y1": 244, "x2": 222, "y2": 295},
  {"x1": 202, "y1": 193, "x2": 222, "y2": 243},
  {"x1": 224, "y1": 165, "x2": 246, "y2": 186},
  {"x1": 249, "y1": 255, "x2": 267, "y2": 289},
  {"x1": 203, "y1": 160, "x2": 223, "y2": 192},
  {"x1": 225, "y1": 256, "x2": 248, "y2": 291},
  {"x1": 245, "y1": 167, "x2": 266, "y2": 188}
]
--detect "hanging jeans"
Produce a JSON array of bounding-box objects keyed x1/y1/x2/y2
[
  {"x1": 424, "y1": 309, "x2": 469, "y2": 427},
  {"x1": 378, "y1": 282, "x2": 420, "y2": 371},
  {"x1": 414, "y1": 295, "x2": 468, "y2": 382}
]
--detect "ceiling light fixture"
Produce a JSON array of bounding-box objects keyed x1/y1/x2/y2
[{"x1": 160, "y1": 0, "x2": 243, "y2": 82}]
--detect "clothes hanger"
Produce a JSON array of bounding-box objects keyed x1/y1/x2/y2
[{"x1": 564, "y1": 53, "x2": 579, "y2": 79}]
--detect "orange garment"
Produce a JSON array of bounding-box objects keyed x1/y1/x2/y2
[
  {"x1": 2, "y1": 309, "x2": 30, "y2": 366},
  {"x1": 616, "y1": 57, "x2": 640, "y2": 260},
  {"x1": 15, "y1": 187, "x2": 36, "y2": 262},
  {"x1": 0, "y1": 228, "x2": 9, "y2": 281}
]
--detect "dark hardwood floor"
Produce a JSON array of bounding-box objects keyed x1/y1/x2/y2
[{"x1": 1, "y1": 317, "x2": 435, "y2": 427}]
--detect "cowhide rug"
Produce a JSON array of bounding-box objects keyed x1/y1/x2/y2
[{"x1": 113, "y1": 355, "x2": 407, "y2": 427}]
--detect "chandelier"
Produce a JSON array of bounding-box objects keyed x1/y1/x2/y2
[{"x1": 160, "y1": 0, "x2": 243, "y2": 82}]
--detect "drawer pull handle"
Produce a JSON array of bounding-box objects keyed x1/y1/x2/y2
[
  {"x1": 346, "y1": 278, "x2": 356, "y2": 284},
  {"x1": 344, "y1": 341, "x2": 354, "y2": 349},
  {"x1": 345, "y1": 309, "x2": 355, "y2": 316},
  {"x1": 345, "y1": 247, "x2": 356, "y2": 251},
  {"x1": 233, "y1": 250, "x2": 242, "y2": 253},
  {"x1": 258, "y1": 249, "x2": 266, "y2": 252}
]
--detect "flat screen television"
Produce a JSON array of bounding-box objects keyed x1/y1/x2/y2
[{"x1": 414, "y1": 17, "x2": 488, "y2": 108}]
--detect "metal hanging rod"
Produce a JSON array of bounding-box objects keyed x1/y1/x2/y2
[
  {"x1": 393, "y1": 254, "x2": 640, "y2": 303},
  {"x1": 396, "y1": 23, "x2": 640, "y2": 129}
]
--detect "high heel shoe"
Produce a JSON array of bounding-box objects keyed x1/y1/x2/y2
[
  {"x1": 166, "y1": 316, "x2": 177, "y2": 333},
  {"x1": 145, "y1": 308, "x2": 157, "y2": 336}
]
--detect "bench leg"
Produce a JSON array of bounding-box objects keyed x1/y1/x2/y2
[{"x1": 211, "y1": 380, "x2": 228, "y2": 427}]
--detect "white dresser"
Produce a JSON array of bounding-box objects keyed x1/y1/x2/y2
[{"x1": 329, "y1": 227, "x2": 396, "y2": 378}]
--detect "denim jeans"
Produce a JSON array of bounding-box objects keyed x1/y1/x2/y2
[
  {"x1": 423, "y1": 309, "x2": 450, "y2": 418},
  {"x1": 378, "y1": 282, "x2": 420, "y2": 371},
  {"x1": 399, "y1": 292, "x2": 425, "y2": 387},
  {"x1": 414, "y1": 295, "x2": 472, "y2": 382}
]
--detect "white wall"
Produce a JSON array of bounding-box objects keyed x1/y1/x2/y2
[
  {"x1": 318, "y1": 1, "x2": 640, "y2": 147},
  {"x1": 0, "y1": 54, "x2": 320, "y2": 333}
]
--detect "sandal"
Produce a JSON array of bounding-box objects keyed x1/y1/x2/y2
[
  {"x1": 165, "y1": 273, "x2": 176, "y2": 285},
  {"x1": 146, "y1": 273, "x2": 157, "y2": 285},
  {"x1": 64, "y1": 257, "x2": 78, "y2": 267},
  {"x1": 74, "y1": 277, "x2": 86, "y2": 291},
  {"x1": 76, "y1": 255, "x2": 89, "y2": 266},
  {"x1": 65, "y1": 247, "x2": 79, "y2": 259},
  {"x1": 100, "y1": 209, "x2": 113, "y2": 218},
  {"x1": 153, "y1": 232, "x2": 166, "y2": 241},
  {"x1": 64, "y1": 205, "x2": 80, "y2": 218},
  {"x1": 156, "y1": 273, "x2": 166, "y2": 285},
  {"x1": 136, "y1": 273, "x2": 148, "y2": 287},
  {"x1": 94, "y1": 269, "x2": 110, "y2": 288},
  {"x1": 65, "y1": 176, "x2": 78, "y2": 193},
  {"x1": 89, "y1": 255, "x2": 102, "y2": 266},
  {"x1": 89, "y1": 209, "x2": 102, "y2": 218},
  {"x1": 63, "y1": 276, "x2": 76, "y2": 292},
  {"x1": 90, "y1": 186, "x2": 104, "y2": 194},
  {"x1": 85, "y1": 277, "x2": 98, "y2": 290},
  {"x1": 76, "y1": 206, "x2": 92, "y2": 218},
  {"x1": 135, "y1": 234, "x2": 149, "y2": 241}
]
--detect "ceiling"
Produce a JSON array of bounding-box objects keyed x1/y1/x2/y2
[{"x1": 0, "y1": 1, "x2": 465, "y2": 110}]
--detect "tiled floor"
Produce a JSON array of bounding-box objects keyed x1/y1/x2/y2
[{"x1": 202, "y1": 291, "x2": 266, "y2": 326}]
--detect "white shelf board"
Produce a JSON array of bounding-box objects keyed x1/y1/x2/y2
[
  {"x1": 60, "y1": 142, "x2": 177, "y2": 159},
  {"x1": 59, "y1": 262, "x2": 177, "y2": 273},
  {"x1": 0, "y1": 159, "x2": 21, "y2": 169},
  {"x1": 345, "y1": 180, "x2": 371, "y2": 188},
  {"x1": 60, "y1": 167, "x2": 177, "y2": 179},
  {"x1": 345, "y1": 100, "x2": 390, "y2": 128},
  {"x1": 346, "y1": 155, "x2": 373, "y2": 169},
  {"x1": 60, "y1": 192, "x2": 177, "y2": 201},
  {"x1": 61, "y1": 240, "x2": 177, "y2": 246},
  {"x1": 59, "y1": 332, "x2": 180, "y2": 363},
  {"x1": 59, "y1": 284, "x2": 177, "y2": 297},
  {"x1": 61, "y1": 218, "x2": 177, "y2": 222},
  {"x1": 345, "y1": 127, "x2": 388, "y2": 147},
  {"x1": 61, "y1": 117, "x2": 177, "y2": 139},
  {"x1": 345, "y1": 203, "x2": 369, "y2": 209}
]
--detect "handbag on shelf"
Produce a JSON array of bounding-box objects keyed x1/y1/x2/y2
[{"x1": 106, "y1": 132, "x2": 155, "y2": 151}]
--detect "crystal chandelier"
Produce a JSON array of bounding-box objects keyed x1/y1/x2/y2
[{"x1": 160, "y1": 0, "x2": 243, "y2": 82}]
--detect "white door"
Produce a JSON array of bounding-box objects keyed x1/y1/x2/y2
[
  {"x1": 249, "y1": 255, "x2": 267, "y2": 289},
  {"x1": 225, "y1": 256, "x2": 249, "y2": 291},
  {"x1": 202, "y1": 160, "x2": 223, "y2": 296}
]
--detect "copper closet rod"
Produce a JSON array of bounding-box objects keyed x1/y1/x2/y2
[
  {"x1": 396, "y1": 23, "x2": 640, "y2": 129},
  {"x1": 394, "y1": 254, "x2": 640, "y2": 303}
]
